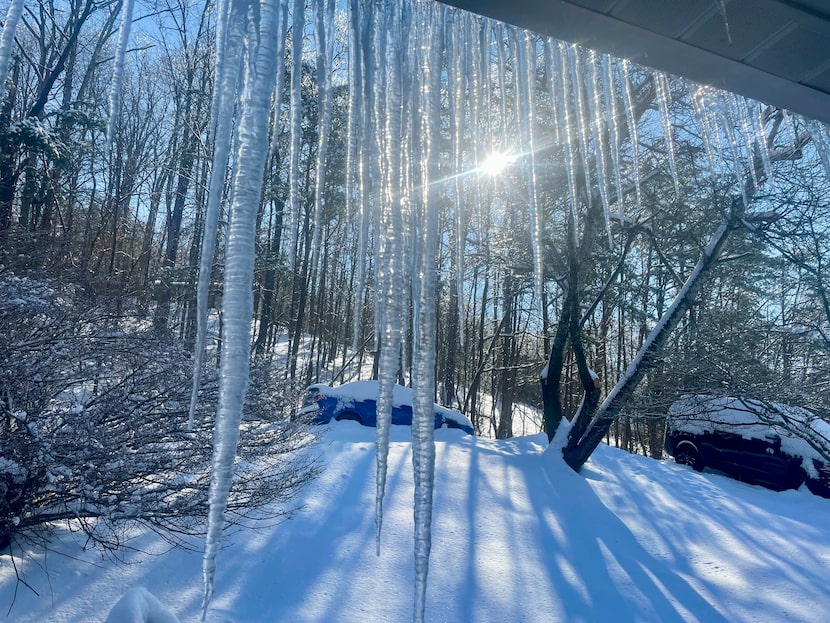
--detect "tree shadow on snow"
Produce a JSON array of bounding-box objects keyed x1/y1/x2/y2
[{"x1": 442, "y1": 437, "x2": 731, "y2": 622}]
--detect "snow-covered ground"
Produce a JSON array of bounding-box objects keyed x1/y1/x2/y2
[{"x1": 3, "y1": 423, "x2": 830, "y2": 622}]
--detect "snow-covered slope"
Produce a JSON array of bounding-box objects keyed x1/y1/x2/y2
[{"x1": 3, "y1": 424, "x2": 830, "y2": 622}]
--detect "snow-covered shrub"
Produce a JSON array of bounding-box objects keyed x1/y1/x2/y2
[
  {"x1": 0, "y1": 275, "x2": 319, "y2": 553},
  {"x1": 0, "y1": 423, "x2": 44, "y2": 550}
]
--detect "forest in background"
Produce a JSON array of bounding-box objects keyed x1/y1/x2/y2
[{"x1": 1, "y1": 0, "x2": 829, "y2": 464}]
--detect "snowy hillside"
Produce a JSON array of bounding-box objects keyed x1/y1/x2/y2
[{"x1": 3, "y1": 423, "x2": 830, "y2": 622}]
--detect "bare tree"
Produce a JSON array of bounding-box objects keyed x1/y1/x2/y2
[
  {"x1": 0, "y1": 274, "x2": 319, "y2": 553},
  {"x1": 548, "y1": 105, "x2": 812, "y2": 470}
]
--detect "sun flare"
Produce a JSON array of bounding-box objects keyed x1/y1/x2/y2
[{"x1": 478, "y1": 151, "x2": 514, "y2": 176}]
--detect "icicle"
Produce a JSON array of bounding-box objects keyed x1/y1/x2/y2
[
  {"x1": 555, "y1": 42, "x2": 581, "y2": 242},
  {"x1": 0, "y1": 0, "x2": 25, "y2": 102},
  {"x1": 399, "y1": 2, "x2": 416, "y2": 326},
  {"x1": 586, "y1": 50, "x2": 612, "y2": 243},
  {"x1": 752, "y1": 101, "x2": 774, "y2": 184},
  {"x1": 716, "y1": 93, "x2": 749, "y2": 207},
  {"x1": 481, "y1": 20, "x2": 493, "y2": 149},
  {"x1": 208, "y1": 0, "x2": 231, "y2": 140},
  {"x1": 509, "y1": 25, "x2": 523, "y2": 163},
  {"x1": 201, "y1": 0, "x2": 283, "y2": 618},
  {"x1": 286, "y1": 0, "x2": 305, "y2": 270},
  {"x1": 568, "y1": 45, "x2": 593, "y2": 216},
  {"x1": 654, "y1": 72, "x2": 679, "y2": 195},
  {"x1": 470, "y1": 16, "x2": 488, "y2": 274},
  {"x1": 620, "y1": 60, "x2": 643, "y2": 209},
  {"x1": 266, "y1": 6, "x2": 289, "y2": 162},
  {"x1": 347, "y1": 0, "x2": 365, "y2": 352},
  {"x1": 374, "y1": 0, "x2": 404, "y2": 557},
  {"x1": 732, "y1": 93, "x2": 759, "y2": 190},
  {"x1": 464, "y1": 12, "x2": 485, "y2": 343},
  {"x1": 544, "y1": 39, "x2": 561, "y2": 147},
  {"x1": 449, "y1": 12, "x2": 466, "y2": 345},
  {"x1": 105, "y1": 0, "x2": 136, "y2": 155},
  {"x1": 466, "y1": 13, "x2": 483, "y2": 166},
  {"x1": 603, "y1": 55, "x2": 624, "y2": 215},
  {"x1": 309, "y1": 0, "x2": 335, "y2": 272},
  {"x1": 411, "y1": 6, "x2": 443, "y2": 620},
  {"x1": 188, "y1": 2, "x2": 249, "y2": 430},
  {"x1": 518, "y1": 32, "x2": 544, "y2": 313},
  {"x1": 468, "y1": 11, "x2": 489, "y2": 334},
  {"x1": 782, "y1": 109, "x2": 798, "y2": 150},
  {"x1": 370, "y1": 0, "x2": 389, "y2": 361},
  {"x1": 691, "y1": 85, "x2": 720, "y2": 175},
  {"x1": 495, "y1": 23, "x2": 509, "y2": 153},
  {"x1": 353, "y1": 0, "x2": 378, "y2": 354},
  {"x1": 806, "y1": 120, "x2": 830, "y2": 180}
]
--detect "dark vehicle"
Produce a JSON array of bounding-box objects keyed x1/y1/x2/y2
[
  {"x1": 665, "y1": 395, "x2": 830, "y2": 497},
  {"x1": 299, "y1": 380, "x2": 475, "y2": 435}
]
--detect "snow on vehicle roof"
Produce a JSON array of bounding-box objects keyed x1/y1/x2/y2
[
  {"x1": 668, "y1": 395, "x2": 830, "y2": 470},
  {"x1": 307, "y1": 380, "x2": 473, "y2": 429}
]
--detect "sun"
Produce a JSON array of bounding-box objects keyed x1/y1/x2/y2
[{"x1": 478, "y1": 151, "x2": 514, "y2": 176}]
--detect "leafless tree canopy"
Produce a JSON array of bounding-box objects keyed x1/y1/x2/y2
[{"x1": 0, "y1": 272, "x2": 319, "y2": 553}]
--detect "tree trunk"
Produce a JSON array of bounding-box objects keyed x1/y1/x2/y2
[
  {"x1": 561, "y1": 212, "x2": 739, "y2": 470},
  {"x1": 496, "y1": 272, "x2": 516, "y2": 439},
  {"x1": 254, "y1": 200, "x2": 284, "y2": 355}
]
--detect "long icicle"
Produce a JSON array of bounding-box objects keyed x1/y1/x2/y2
[
  {"x1": 733, "y1": 93, "x2": 759, "y2": 190},
  {"x1": 370, "y1": 0, "x2": 388, "y2": 367},
  {"x1": 518, "y1": 32, "x2": 544, "y2": 314},
  {"x1": 0, "y1": 0, "x2": 25, "y2": 102},
  {"x1": 188, "y1": 0, "x2": 247, "y2": 430},
  {"x1": 348, "y1": 0, "x2": 365, "y2": 352},
  {"x1": 374, "y1": 0, "x2": 402, "y2": 556},
  {"x1": 806, "y1": 120, "x2": 830, "y2": 179},
  {"x1": 654, "y1": 72, "x2": 679, "y2": 195},
  {"x1": 266, "y1": 6, "x2": 289, "y2": 163},
  {"x1": 105, "y1": 0, "x2": 136, "y2": 155},
  {"x1": 555, "y1": 41, "x2": 580, "y2": 246},
  {"x1": 620, "y1": 59, "x2": 643, "y2": 209},
  {"x1": 545, "y1": 38, "x2": 561, "y2": 147},
  {"x1": 286, "y1": 0, "x2": 305, "y2": 270},
  {"x1": 569, "y1": 45, "x2": 594, "y2": 217},
  {"x1": 603, "y1": 55, "x2": 625, "y2": 216},
  {"x1": 309, "y1": 0, "x2": 335, "y2": 271},
  {"x1": 717, "y1": 93, "x2": 750, "y2": 207},
  {"x1": 586, "y1": 50, "x2": 612, "y2": 242},
  {"x1": 201, "y1": 0, "x2": 282, "y2": 617},
  {"x1": 751, "y1": 100, "x2": 774, "y2": 184},
  {"x1": 691, "y1": 85, "x2": 720, "y2": 175},
  {"x1": 412, "y1": 5, "x2": 442, "y2": 620},
  {"x1": 449, "y1": 12, "x2": 465, "y2": 346},
  {"x1": 495, "y1": 23, "x2": 509, "y2": 154}
]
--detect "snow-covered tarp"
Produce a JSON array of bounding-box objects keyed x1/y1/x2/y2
[
  {"x1": 667, "y1": 395, "x2": 830, "y2": 475},
  {"x1": 303, "y1": 380, "x2": 474, "y2": 431}
]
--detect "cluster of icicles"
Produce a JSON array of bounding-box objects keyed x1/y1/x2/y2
[{"x1": 3, "y1": 0, "x2": 829, "y2": 620}]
